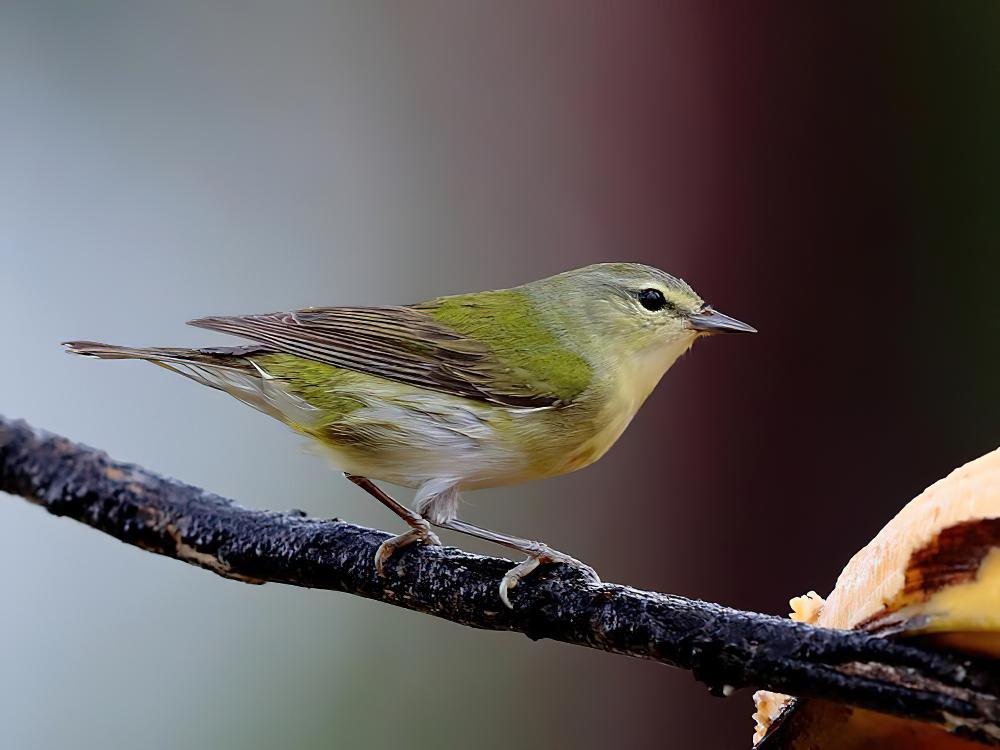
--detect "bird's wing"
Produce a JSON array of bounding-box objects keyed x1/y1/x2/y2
[{"x1": 189, "y1": 300, "x2": 590, "y2": 408}]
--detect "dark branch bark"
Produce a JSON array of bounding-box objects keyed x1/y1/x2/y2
[{"x1": 1, "y1": 416, "x2": 997, "y2": 745}]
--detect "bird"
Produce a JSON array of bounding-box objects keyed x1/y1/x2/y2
[{"x1": 64, "y1": 263, "x2": 755, "y2": 606}]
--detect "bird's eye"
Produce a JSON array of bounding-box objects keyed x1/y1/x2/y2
[{"x1": 637, "y1": 288, "x2": 668, "y2": 311}]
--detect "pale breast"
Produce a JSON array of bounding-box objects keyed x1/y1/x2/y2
[
  {"x1": 300, "y1": 334, "x2": 693, "y2": 490},
  {"x1": 545, "y1": 334, "x2": 695, "y2": 476}
]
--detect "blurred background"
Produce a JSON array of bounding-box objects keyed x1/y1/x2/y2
[{"x1": 2, "y1": 2, "x2": 998, "y2": 748}]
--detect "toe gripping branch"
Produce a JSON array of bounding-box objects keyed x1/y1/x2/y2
[{"x1": 1, "y1": 415, "x2": 997, "y2": 746}]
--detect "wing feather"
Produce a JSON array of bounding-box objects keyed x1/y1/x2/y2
[{"x1": 188, "y1": 306, "x2": 563, "y2": 408}]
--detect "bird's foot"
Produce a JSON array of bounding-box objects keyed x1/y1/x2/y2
[
  {"x1": 374, "y1": 520, "x2": 442, "y2": 576},
  {"x1": 499, "y1": 543, "x2": 600, "y2": 608}
]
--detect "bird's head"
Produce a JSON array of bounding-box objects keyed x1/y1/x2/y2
[{"x1": 526, "y1": 262, "x2": 756, "y2": 376}]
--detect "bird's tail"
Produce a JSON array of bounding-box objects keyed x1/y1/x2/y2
[
  {"x1": 64, "y1": 340, "x2": 259, "y2": 367},
  {"x1": 62, "y1": 341, "x2": 319, "y2": 425}
]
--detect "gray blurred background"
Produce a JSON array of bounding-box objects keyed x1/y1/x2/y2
[{"x1": 2, "y1": 2, "x2": 998, "y2": 748}]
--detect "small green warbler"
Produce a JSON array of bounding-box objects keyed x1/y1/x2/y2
[{"x1": 65, "y1": 263, "x2": 754, "y2": 606}]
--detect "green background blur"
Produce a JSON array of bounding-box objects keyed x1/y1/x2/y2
[{"x1": 2, "y1": 3, "x2": 997, "y2": 748}]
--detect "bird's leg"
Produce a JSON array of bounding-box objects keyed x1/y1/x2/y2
[
  {"x1": 433, "y1": 517, "x2": 600, "y2": 608},
  {"x1": 344, "y1": 474, "x2": 441, "y2": 575}
]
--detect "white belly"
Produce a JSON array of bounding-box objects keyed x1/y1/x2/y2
[{"x1": 319, "y1": 392, "x2": 529, "y2": 490}]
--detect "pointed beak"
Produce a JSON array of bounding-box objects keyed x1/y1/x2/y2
[{"x1": 689, "y1": 306, "x2": 757, "y2": 334}]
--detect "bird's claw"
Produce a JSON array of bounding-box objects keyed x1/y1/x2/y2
[
  {"x1": 499, "y1": 545, "x2": 600, "y2": 608},
  {"x1": 374, "y1": 523, "x2": 442, "y2": 577}
]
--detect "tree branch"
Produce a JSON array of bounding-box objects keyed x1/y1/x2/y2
[{"x1": 1, "y1": 416, "x2": 997, "y2": 745}]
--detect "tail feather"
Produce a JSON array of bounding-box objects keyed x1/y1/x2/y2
[
  {"x1": 62, "y1": 340, "x2": 319, "y2": 426},
  {"x1": 63, "y1": 341, "x2": 252, "y2": 365}
]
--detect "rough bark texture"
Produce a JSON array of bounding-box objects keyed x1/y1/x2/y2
[{"x1": 1, "y1": 416, "x2": 997, "y2": 745}]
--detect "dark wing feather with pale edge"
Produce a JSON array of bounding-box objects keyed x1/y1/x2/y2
[{"x1": 188, "y1": 307, "x2": 560, "y2": 408}]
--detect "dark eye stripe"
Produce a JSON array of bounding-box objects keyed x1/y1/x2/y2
[{"x1": 637, "y1": 288, "x2": 669, "y2": 311}]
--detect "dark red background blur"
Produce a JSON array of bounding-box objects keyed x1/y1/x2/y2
[{"x1": 542, "y1": 4, "x2": 1000, "y2": 745}]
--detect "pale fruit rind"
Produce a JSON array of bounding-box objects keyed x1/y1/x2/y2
[{"x1": 753, "y1": 447, "x2": 1000, "y2": 746}]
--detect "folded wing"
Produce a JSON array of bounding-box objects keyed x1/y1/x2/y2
[{"x1": 189, "y1": 305, "x2": 567, "y2": 408}]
